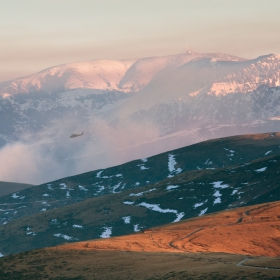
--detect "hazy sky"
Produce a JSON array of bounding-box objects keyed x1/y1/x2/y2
[{"x1": 1, "y1": 0, "x2": 280, "y2": 82}]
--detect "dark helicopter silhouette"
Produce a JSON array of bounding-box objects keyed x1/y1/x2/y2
[{"x1": 69, "y1": 131, "x2": 84, "y2": 138}]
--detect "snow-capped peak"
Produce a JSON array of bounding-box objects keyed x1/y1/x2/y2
[
  {"x1": 0, "y1": 52, "x2": 246, "y2": 96},
  {"x1": 0, "y1": 59, "x2": 136, "y2": 95}
]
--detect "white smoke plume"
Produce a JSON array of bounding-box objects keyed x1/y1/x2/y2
[{"x1": 0, "y1": 117, "x2": 162, "y2": 185}]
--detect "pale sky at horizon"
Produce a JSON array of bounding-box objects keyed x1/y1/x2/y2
[{"x1": 1, "y1": 0, "x2": 280, "y2": 82}]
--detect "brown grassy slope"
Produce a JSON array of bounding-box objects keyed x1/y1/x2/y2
[
  {"x1": 1, "y1": 201, "x2": 280, "y2": 279},
  {"x1": 1, "y1": 250, "x2": 280, "y2": 280},
  {"x1": 59, "y1": 200, "x2": 280, "y2": 257}
]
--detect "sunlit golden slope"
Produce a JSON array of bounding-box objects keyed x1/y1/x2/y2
[{"x1": 58, "y1": 201, "x2": 280, "y2": 257}]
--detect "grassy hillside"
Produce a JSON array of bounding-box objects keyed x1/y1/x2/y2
[
  {"x1": 0, "y1": 251, "x2": 280, "y2": 280},
  {"x1": 0, "y1": 153, "x2": 279, "y2": 256},
  {"x1": 0, "y1": 132, "x2": 279, "y2": 226},
  {"x1": 0, "y1": 201, "x2": 279, "y2": 279},
  {"x1": 62, "y1": 200, "x2": 280, "y2": 257}
]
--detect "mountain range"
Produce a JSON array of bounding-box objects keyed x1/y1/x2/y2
[{"x1": 0, "y1": 51, "x2": 279, "y2": 184}]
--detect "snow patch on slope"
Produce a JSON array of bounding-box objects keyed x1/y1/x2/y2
[
  {"x1": 138, "y1": 202, "x2": 184, "y2": 223},
  {"x1": 167, "y1": 154, "x2": 182, "y2": 178},
  {"x1": 100, "y1": 227, "x2": 112, "y2": 238}
]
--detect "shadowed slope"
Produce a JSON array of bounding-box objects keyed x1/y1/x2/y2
[
  {"x1": 1, "y1": 131, "x2": 280, "y2": 227},
  {"x1": 0, "y1": 181, "x2": 34, "y2": 197},
  {"x1": 0, "y1": 153, "x2": 280, "y2": 256}
]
